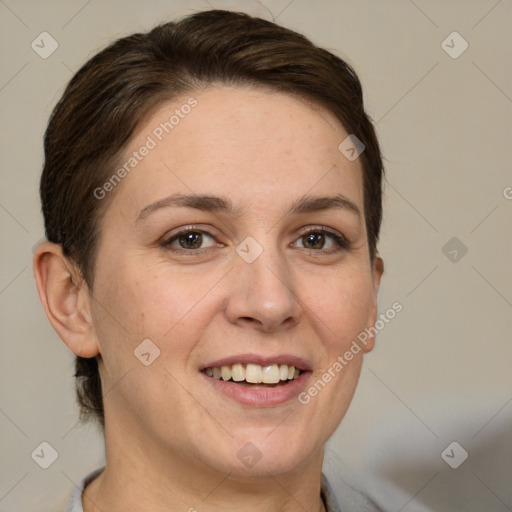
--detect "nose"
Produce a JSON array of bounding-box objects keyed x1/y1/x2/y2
[{"x1": 224, "y1": 239, "x2": 302, "y2": 333}]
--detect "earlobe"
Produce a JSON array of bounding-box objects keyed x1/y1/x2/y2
[{"x1": 33, "y1": 241, "x2": 99, "y2": 358}]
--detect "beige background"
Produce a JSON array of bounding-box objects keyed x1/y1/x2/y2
[{"x1": 1, "y1": 1, "x2": 511, "y2": 511}]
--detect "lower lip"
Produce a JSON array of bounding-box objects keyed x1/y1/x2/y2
[{"x1": 201, "y1": 371, "x2": 311, "y2": 407}]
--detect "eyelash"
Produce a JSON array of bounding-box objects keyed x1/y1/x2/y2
[{"x1": 161, "y1": 225, "x2": 350, "y2": 255}]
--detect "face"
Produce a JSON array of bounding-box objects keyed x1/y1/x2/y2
[{"x1": 88, "y1": 85, "x2": 382, "y2": 478}]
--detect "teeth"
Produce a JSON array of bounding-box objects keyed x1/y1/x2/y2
[
  {"x1": 221, "y1": 366, "x2": 231, "y2": 381},
  {"x1": 205, "y1": 363, "x2": 302, "y2": 384},
  {"x1": 262, "y1": 364, "x2": 280, "y2": 384},
  {"x1": 245, "y1": 364, "x2": 262, "y2": 383},
  {"x1": 231, "y1": 363, "x2": 245, "y2": 382}
]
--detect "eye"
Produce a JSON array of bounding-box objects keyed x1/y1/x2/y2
[
  {"x1": 161, "y1": 226, "x2": 349, "y2": 255},
  {"x1": 162, "y1": 228, "x2": 218, "y2": 253},
  {"x1": 293, "y1": 228, "x2": 350, "y2": 252}
]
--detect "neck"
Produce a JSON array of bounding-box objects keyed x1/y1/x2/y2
[{"x1": 83, "y1": 418, "x2": 327, "y2": 512}]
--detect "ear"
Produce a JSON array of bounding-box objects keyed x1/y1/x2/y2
[
  {"x1": 33, "y1": 241, "x2": 99, "y2": 358},
  {"x1": 362, "y1": 254, "x2": 384, "y2": 353}
]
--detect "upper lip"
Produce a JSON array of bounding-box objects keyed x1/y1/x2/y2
[{"x1": 201, "y1": 353, "x2": 312, "y2": 372}]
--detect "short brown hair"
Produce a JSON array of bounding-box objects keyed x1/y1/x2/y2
[{"x1": 40, "y1": 9, "x2": 384, "y2": 426}]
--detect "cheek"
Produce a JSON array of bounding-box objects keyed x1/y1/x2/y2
[
  {"x1": 93, "y1": 258, "x2": 221, "y2": 353},
  {"x1": 304, "y1": 266, "x2": 374, "y2": 348}
]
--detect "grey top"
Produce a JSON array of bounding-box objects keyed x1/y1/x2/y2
[
  {"x1": 65, "y1": 467, "x2": 383, "y2": 511},
  {"x1": 65, "y1": 467, "x2": 343, "y2": 512}
]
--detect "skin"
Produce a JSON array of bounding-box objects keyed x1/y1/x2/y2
[{"x1": 34, "y1": 85, "x2": 383, "y2": 512}]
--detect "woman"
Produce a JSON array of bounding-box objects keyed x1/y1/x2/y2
[{"x1": 33, "y1": 9, "x2": 384, "y2": 512}]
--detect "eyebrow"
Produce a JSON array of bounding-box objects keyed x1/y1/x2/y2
[{"x1": 136, "y1": 192, "x2": 361, "y2": 223}]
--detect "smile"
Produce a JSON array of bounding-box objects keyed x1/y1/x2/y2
[
  {"x1": 200, "y1": 355, "x2": 312, "y2": 406},
  {"x1": 204, "y1": 363, "x2": 301, "y2": 387}
]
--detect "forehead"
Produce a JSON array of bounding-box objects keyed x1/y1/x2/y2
[{"x1": 110, "y1": 85, "x2": 364, "y2": 216}]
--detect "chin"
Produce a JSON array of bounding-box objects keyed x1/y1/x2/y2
[{"x1": 225, "y1": 431, "x2": 321, "y2": 477}]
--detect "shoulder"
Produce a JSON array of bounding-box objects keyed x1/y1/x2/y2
[
  {"x1": 322, "y1": 472, "x2": 384, "y2": 512},
  {"x1": 65, "y1": 467, "x2": 104, "y2": 512}
]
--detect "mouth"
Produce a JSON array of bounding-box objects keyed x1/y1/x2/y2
[
  {"x1": 202, "y1": 363, "x2": 302, "y2": 388},
  {"x1": 200, "y1": 355, "x2": 312, "y2": 406}
]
